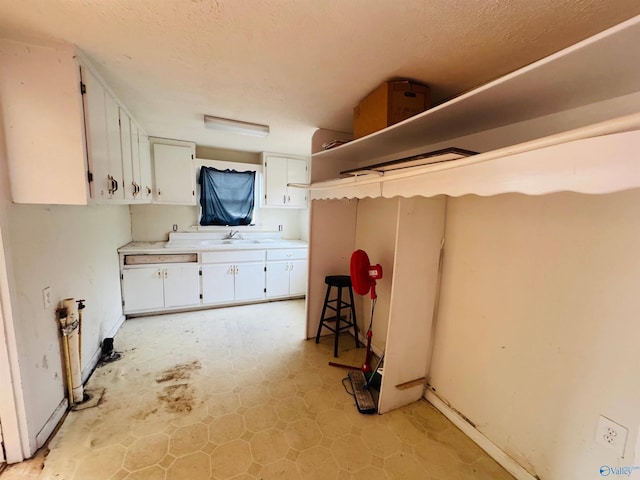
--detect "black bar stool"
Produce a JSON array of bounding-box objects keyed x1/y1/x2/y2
[{"x1": 315, "y1": 275, "x2": 359, "y2": 357}]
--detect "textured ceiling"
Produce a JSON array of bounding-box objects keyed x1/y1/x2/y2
[{"x1": 0, "y1": 1, "x2": 639, "y2": 155}]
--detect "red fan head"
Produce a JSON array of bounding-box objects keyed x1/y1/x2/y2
[{"x1": 350, "y1": 249, "x2": 383, "y2": 299}]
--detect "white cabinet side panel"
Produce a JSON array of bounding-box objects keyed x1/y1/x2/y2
[
  {"x1": 0, "y1": 40, "x2": 87, "y2": 204},
  {"x1": 378, "y1": 197, "x2": 446, "y2": 413}
]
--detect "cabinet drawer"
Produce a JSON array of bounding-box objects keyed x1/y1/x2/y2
[
  {"x1": 202, "y1": 250, "x2": 265, "y2": 264},
  {"x1": 266, "y1": 249, "x2": 308, "y2": 261},
  {"x1": 124, "y1": 253, "x2": 197, "y2": 265}
]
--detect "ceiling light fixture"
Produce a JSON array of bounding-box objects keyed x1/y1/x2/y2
[{"x1": 204, "y1": 115, "x2": 270, "y2": 138}]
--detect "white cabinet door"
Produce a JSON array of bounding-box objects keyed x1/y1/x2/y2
[
  {"x1": 122, "y1": 267, "x2": 164, "y2": 312},
  {"x1": 119, "y1": 108, "x2": 135, "y2": 201},
  {"x1": 104, "y1": 91, "x2": 125, "y2": 201},
  {"x1": 235, "y1": 262, "x2": 266, "y2": 301},
  {"x1": 131, "y1": 123, "x2": 142, "y2": 197},
  {"x1": 289, "y1": 259, "x2": 308, "y2": 296},
  {"x1": 263, "y1": 154, "x2": 308, "y2": 208},
  {"x1": 266, "y1": 261, "x2": 290, "y2": 298},
  {"x1": 163, "y1": 264, "x2": 201, "y2": 308},
  {"x1": 138, "y1": 135, "x2": 153, "y2": 201},
  {"x1": 264, "y1": 156, "x2": 288, "y2": 207},
  {"x1": 287, "y1": 158, "x2": 308, "y2": 207},
  {"x1": 153, "y1": 143, "x2": 196, "y2": 205},
  {"x1": 202, "y1": 264, "x2": 235, "y2": 304},
  {"x1": 81, "y1": 66, "x2": 110, "y2": 201}
]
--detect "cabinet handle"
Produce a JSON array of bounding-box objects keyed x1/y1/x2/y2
[
  {"x1": 146, "y1": 186, "x2": 152, "y2": 196},
  {"x1": 107, "y1": 175, "x2": 114, "y2": 194},
  {"x1": 164, "y1": 269, "x2": 168, "y2": 278},
  {"x1": 235, "y1": 265, "x2": 239, "y2": 274},
  {"x1": 228, "y1": 266, "x2": 234, "y2": 275},
  {"x1": 290, "y1": 263, "x2": 294, "y2": 271},
  {"x1": 132, "y1": 182, "x2": 137, "y2": 196},
  {"x1": 112, "y1": 177, "x2": 119, "y2": 192},
  {"x1": 157, "y1": 269, "x2": 162, "y2": 278},
  {"x1": 287, "y1": 195, "x2": 291, "y2": 203},
  {"x1": 283, "y1": 194, "x2": 287, "y2": 204},
  {"x1": 158, "y1": 189, "x2": 161, "y2": 196}
]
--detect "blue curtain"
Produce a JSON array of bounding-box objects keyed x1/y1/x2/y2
[{"x1": 199, "y1": 167, "x2": 255, "y2": 226}]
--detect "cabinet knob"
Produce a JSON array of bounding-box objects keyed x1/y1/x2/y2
[
  {"x1": 164, "y1": 270, "x2": 168, "y2": 278},
  {"x1": 157, "y1": 269, "x2": 162, "y2": 278}
]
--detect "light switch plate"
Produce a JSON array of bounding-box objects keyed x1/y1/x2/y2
[{"x1": 42, "y1": 286, "x2": 52, "y2": 309}]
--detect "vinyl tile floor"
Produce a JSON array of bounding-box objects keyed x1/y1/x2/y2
[{"x1": 2, "y1": 300, "x2": 514, "y2": 480}]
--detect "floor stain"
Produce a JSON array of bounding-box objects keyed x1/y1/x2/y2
[
  {"x1": 157, "y1": 383, "x2": 194, "y2": 413},
  {"x1": 155, "y1": 360, "x2": 201, "y2": 383}
]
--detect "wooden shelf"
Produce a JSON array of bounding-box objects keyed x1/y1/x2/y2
[
  {"x1": 309, "y1": 116, "x2": 640, "y2": 200},
  {"x1": 312, "y1": 16, "x2": 640, "y2": 167}
]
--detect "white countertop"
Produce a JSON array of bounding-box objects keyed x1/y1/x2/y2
[{"x1": 118, "y1": 239, "x2": 308, "y2": 255}]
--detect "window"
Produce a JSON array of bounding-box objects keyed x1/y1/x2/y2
[{"x1": 199, "y1": 166, "x2": 256, "y2": 226}]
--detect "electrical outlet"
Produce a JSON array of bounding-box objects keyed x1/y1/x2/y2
[
  {"x1": 42, "y1": 286, "x2": 52, "y2": 309},
  {"x1": 595, "y1": 415, "x2": 628, "y2": 457}
]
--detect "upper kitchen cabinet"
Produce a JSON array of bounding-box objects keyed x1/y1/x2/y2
[
  {"x1": 81, "y1": 64, "x2": 152, "y2": 205},
  {"x1": 120, "y1": 111, "x2": 152, "y2": 203},
  {"x1": 137, "y1": 134, "x2": 153, "y2": 201},
  {"x1": 82, "y1": 66, "x2": 124, "y2": 202},
  {"x1": 151, "y1": 139, "x2": 197, "y2": 205},
  {"x1": 0, "y1": 40, "x2": 89, "y2": 204},
  {"x1": 262, "y1": 153, "x2": 308, "y2": 208}
]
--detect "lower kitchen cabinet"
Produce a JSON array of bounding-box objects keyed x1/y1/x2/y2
[
  {"x1": 201, "y1": 250, "x2": 266, "y2": 304},
  {"x1": 266, "y1": 249, "x2": 308, "y2": 298},
  {"x1": 201, "y1": 262, "x2": 265, "y2": 304},
  {"x1": 122, "y1": 263, "x2": 200, "y2": 313},
  {"x1": 119, "y1": 245, "x2": 307, "y2": 315}
]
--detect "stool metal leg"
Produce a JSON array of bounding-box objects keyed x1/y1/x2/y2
[
  {"x1": 316, "y1": 284, "x2": 332, "y2": 343},
  {"x1": 334, "y1": 285, "x2": 342, "y2": 357}
]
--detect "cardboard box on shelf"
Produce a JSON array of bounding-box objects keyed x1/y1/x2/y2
[{"x1": 353, "y1": 80, "x2": 430, "y2": 139}]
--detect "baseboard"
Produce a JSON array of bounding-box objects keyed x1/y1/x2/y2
[
  {"x1": 356, "y1": 331, "x2": 384, "y2": 358},
  {"x1": 35, "y1": 397, "x2": 68, "y2": 449},
  {"x1": 105, "y1": 313, "x2": 126, "y2": 339},
  {"x1": 82, "y1": 314, "x2": 125, "y2": 384},
  {"x1": 424, "y1": 390, "x2": 537, "y2": 480}
]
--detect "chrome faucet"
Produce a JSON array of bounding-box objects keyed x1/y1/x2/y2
[{"x1": 227, "y1": 229, "x2": 241, "y2": 239}]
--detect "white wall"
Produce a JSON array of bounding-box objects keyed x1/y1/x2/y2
[
  {"x1": 429, "y1": 189, "x2": 640, "y2": 479},
  {"x1": 130, "y1": 204, "x2": 305, "y2": 241},
  {"x1": 0, "y1": 40, "x2": 132, "y2": 458}
]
